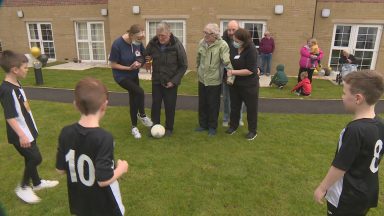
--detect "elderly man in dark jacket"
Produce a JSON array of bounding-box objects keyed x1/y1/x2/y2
[{"x1": 144, "y1": 22, "x2": 188, "y2": 136}]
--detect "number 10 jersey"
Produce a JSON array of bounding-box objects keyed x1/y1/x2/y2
[{"x1": 56, "y1": 123, "x2": 125, "y2": 216}]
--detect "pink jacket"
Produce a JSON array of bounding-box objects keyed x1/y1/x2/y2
[{"x1": 299, "y1": 45, "x2": 323, "y2": 69}]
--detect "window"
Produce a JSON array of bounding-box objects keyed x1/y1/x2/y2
[
  {"x1": 0, "y1": 41, "x2": 2, "y2": 53},
  {"x1": 26, "y1": 22, "x2": 56, "y2": 59},
  {"x1": 220, "y1": 20, "x2": 267, "y2": 48},
  {"x1": 74, "y1": 22, "x2": 106, "y2": 61},
  {"x1": 329, "y1": 24, "x2": 382, "y2": 71},
  {"x1": 146, "y1": 20, "x2": 186, "y2": 47}
]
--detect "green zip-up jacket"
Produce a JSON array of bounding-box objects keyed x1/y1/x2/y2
[
  {"x1": 196, "y1": 38, "x2": 233, "y2": 86},
  {"x1": 270, "y1": 64, "x2": 288, "y2": 86}
]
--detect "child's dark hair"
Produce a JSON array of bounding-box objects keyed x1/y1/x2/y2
[
  {"x1": 0, "y1": 50, "x2": 28, "y2": 73},
  {"x1": 343, "y1": 70, "x2": 384, "y2": 105},
  {"x1": 75, "y1": 77, "x2": 109, "y2": 115}
]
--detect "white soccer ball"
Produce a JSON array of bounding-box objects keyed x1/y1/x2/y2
[{"x1": 151, "y1": 124, "x2": 165, "y2": 138}]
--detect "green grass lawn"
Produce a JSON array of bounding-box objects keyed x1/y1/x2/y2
[
  {"x1": 1, "y1": 101, "x2": 384, "y2": 215},
  {"x1": 0, "y1": 67, "x2": 344, "y2": 99}
]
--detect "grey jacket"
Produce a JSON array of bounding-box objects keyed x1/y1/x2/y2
[{"x1": 144, "y1": 34, "x2": 188, "y2": 86}]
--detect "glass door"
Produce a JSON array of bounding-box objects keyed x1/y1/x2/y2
[
  {"x1": 353, "y1": 26, "x2": 382, "y2": 70},
  {"x1": 75, "y1": 22, "x2": 106, "y2": 62},
  {"x1": 220, "y1": 20, "x2": 266, "y2": 48},
  {"x1": 329, "y1": 24, "x2": 382, "y2": 71}
]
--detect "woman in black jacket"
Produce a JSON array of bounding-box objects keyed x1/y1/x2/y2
[
  {"x1": 339, "y1": 50, "x2": 358, "y2": 65},
  {"x1": 225, "y1": 28, "x2": 260, "y2": 140},
  {"x1": 339, "y1": 50, "x2": 358, "y2": 76}
]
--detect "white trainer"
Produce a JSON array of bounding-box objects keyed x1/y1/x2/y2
[
  {"x1": 33, "y1": 179, "x2": 59, "y2": 191},
  {"x1": 15, "y1": 186, "x2": 41, "y2": 204},
  {"x1": 132, "y1": 127, "x2": 142, "y2": 139},
  {"x1": 137, "y1": 114, "x2": 153, "y2": 127}
]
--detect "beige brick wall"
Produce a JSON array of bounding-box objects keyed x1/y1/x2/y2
[
  {"x1": 2, "y1": 0, "x2": 107, "y2": 6},
  {"x1": 1, "y1": 0, "x2": 383, "y2": 75},
  {"x1": 108, "y1": 0, "x2": 317, "y2": 75},
  {"x1": 314, "y1": 1, "x2": 384, "y2": 72},
  {"x1": 0, "y1": 4, "x2": 110, "y2": 62}
]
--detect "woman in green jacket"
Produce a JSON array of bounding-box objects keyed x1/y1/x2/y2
[{"x1": 195, "y1": 23, "x2": 233, "y2": 136}]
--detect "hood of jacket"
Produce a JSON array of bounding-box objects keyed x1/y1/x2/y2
[{"x1": 276, "y1": 64, "x2": 285, "y2": 71}]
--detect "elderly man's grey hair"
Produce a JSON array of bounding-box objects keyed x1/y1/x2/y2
[
  {"x1": 205, "y1": 23, "x2": 221, "y2": 39},
  {"x1": 156, "y1": 22, "x2": 171, "y2": 33}
]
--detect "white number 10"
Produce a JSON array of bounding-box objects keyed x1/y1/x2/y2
[
  {"x1": 370, "y1": 140, "x2": 383, "y2": 173},
  {"x1": 65, "y1": 149, "x2": 96, "y2": 186}
]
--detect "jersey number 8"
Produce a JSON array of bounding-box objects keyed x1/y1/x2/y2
[
  {"x1": 65, "y1": 149, "x2": 96, "y2": 187},
  {"x1": 370, "y1": 140, "x2": 383, "y2": 173}
]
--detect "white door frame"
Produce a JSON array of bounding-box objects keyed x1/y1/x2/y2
[
  {"x1": 26, "y1": 22, "x2": 56, "y2": 60},
  {"x1": 74, "y1": 21, "x2": 107, "y2": 62},
  {"x1": 220, "y1": 20, "x2": 267, "y2": 48},
  {"x1": 145, "y1": 19, "x2": 187, "y2": 48},
  {"x1": 329, "y1": 24, "x2": 382, "y2": 70},
  {"x1": 352, "y1": 25, "x2": 382, "y2": 70}
]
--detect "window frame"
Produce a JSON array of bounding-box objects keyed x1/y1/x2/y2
[
  {"x1": 26, "y1": 22, "x2": 56, "y2": 60},
  {"x1": 74, "y1": 21, "x2": 107, "y2": 62},
  {"x1": 220, "y1": 20, "x2": 267, "y2": 48},
  {"x1": 329, "y1": 24, "x2": 382, "y2": 71},
  {"x1": 145, "y1": 19, "x2": 186, "y2": 48}
]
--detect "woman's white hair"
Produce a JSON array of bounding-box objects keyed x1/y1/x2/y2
[
  {"x1": 205, "y1": 23, "x2": 221, "y2": 38},
  {"x1": 343, "y1": 49, "x2": 351, "y2": 55}
]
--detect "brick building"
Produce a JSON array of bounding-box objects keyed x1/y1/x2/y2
[{"x1": 0, "y1": 0, "x2": 383, "y2": 75}]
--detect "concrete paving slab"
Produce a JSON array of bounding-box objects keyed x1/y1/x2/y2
[{"x1": 259, "y1": 75, "x2": 271, "y2": 87}]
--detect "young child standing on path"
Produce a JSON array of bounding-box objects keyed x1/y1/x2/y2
[
  {"x1": 314, "y1": 70, "x2": 384, "y2": 215},
  {"x1": 0, "y1": 50, "x2": 58, "y2": 204}
]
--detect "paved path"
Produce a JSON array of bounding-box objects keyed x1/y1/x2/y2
[{"x1": 24, "y1": 87, "x2": 384, "y2": 114}]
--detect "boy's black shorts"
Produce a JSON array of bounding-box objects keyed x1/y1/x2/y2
[{"x1": 327, "y1": 201, "x2": 369, "y2": 216}]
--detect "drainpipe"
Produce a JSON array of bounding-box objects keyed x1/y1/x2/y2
[{"x1": 312, "y1": 0, "x2": 318, "y2": 38}]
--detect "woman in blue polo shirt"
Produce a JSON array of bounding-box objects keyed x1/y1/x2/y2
[{"x1": 109, "y1": 24, "x2": 152, "y2": 139}]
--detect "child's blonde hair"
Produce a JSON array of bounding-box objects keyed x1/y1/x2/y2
[
  {"x1": 300, "y1": 71, "x2": 309, "y2": 80},
  {"x1": 309, "y1": 38, "x2": 318, "y2": 46},
  {"x1": 310, "y1": 39, "x2": 319, "y2": 54}
]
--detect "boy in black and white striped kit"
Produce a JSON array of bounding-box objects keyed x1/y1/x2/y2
[
  {"x1": 56, "y1": 77, "x2": 128, "y2": 216},
  {"x1": 0, "y1": 50, "x2": 58, "y2": 204},
  {"x1": 314, "y1": 70, "x2": 384, "y2": 215}
]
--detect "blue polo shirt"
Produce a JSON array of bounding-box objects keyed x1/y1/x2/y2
[{"x1": 109, "y1": 37, "x2": 144, "y2": 83}]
